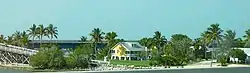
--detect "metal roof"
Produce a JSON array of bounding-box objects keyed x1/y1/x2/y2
[{"x1": 116, "y1": 42, "x2": 146, "y2": 51}]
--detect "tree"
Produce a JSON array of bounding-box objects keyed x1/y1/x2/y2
[
  {"x1": 0, "y1": 34, "x2": 5, "y2": 43},
  {"x1": 139, "y1": 38, "x2": 154, "y2": 49},
  {"x1": 30, "y1": 48, "x2": 50, "y2": 69},
  {"x1": 223, "y1": 30, "x2": 236, "y2": 48},
  {"x1": 6, "y1": 36, "x2": 13, "y2": 45},
  {"x1": 75, "y1": 44, "x2": 94, "y2": 59},
  {"x1": 12, "y1": 31, "x2": 22, "y2": 46},
  {"x1": 193, "y1": 38, "x2": 205, "y2": 59},
  {"x1": 89, "y1": 28, "x2": 105, "y2": 58},
  {"x1": 97, "y1": 32, "x2": 118, "y2": 60},
  {"x1": 66, "y1": 45, "x2": 91, "y2": 69},
  {"x1": 30, "y1": 45, "x2": 66, "y2": 69},
  {"x1": 105, "y1": 32, "x2": 118, "y2": 47},
  {"x1": 234, "y1": 38, "x2": 245, "y2": 48},
  {"x1": 207, "y1": 24, "x2": 223, "y2": 47},
  {"x1": 46, "y1": 24, "x2": 58, "y2": 43},
  {"x1": 20, "y1": 31, "x2": 29, "y2": 47},
  {"x1": 206, "y1": 24, "x2": 223, "y2": 66},
  {"x1": 216, "y1": 30, "x2": 235, "y2": 66},
  {"x1": 37, "y1": 24, "x2": 47, "y2": 47},
  {"x1": 229, "y1": 49, "x2": 247, "y2": 63},
  {"x1": 243, "y1": 29, "x2": 250, "y2": 47},
  {"x1": 27, "y1": 24, "x2": 37, "y2": 48},
  {"x1": 66, "y1": 50, "x2": 90, "y2": 69},
  {"x1": 139, "y1": 37, "x2": 154, "y2": 59},
  {"x1": 170, "y1": 34, "x2": 193, "y2": 66},
  {"x1": 152, "y1": 31, "x2": 167, "y2": 56},
  {"x1": 80, "y1": 36, "x2": 87, "y2": 42},
  {"x1": 218, "y1": 30, "x2": 236, "y2": 54},
  {"x1": 47, "y1": 47, "x2": 66, "y2": 69},
  {"x1": 137, "y1": 51, "x2": 146, "y2": 61}
]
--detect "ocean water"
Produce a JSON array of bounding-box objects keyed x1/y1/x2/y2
[
  {"x1": 1, "y1": 67, "x2": 250, "y2": 73},
  {"x1": 0, "y1": 68, "x2": 30, "y2": 73},
  {"x1": 87, "y1": 67, "x2": 250, "y2": 73}
]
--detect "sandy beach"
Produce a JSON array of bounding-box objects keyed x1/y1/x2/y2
[{"x1": 33, "y1": 61, "x2": 250, "y2": 73}]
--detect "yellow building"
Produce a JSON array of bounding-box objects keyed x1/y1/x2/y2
[{"x1": 111, "y1": 42, "x2": 147, "y2": 60}]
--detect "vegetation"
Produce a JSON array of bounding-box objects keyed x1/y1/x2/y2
[
  {"x1": 30, "y1": 44, "x2": 93, "y2": 70},
  {"x1": 46, "y1": 24, "x2": 58, "y2": 42},
  {"x1": 1, "y1": 23, "x2": 250, "y2": 70},
  {"x1": 30, "y1": 45, "x2": 66, "y2": 69},
  {"x1": 27, "y1": 24, "x2": 38, "y2": 48},
  {"x1": 244, "y1": 29, "x2": 250, "y2": 47},
  {"x1": 97, "y1": 32, "x2": 119, "y2": 60},
  {"x1": 89, "y1": 28, "x2": 105, "y2": 59},
  {"x1": 229, "y1": 49, "x2": 247, "y2": 63},
  {"x1": 66, "y1": 44, "x2": 92, "y2": 69}
]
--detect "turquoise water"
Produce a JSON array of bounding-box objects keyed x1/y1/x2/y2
[
  {"x1": 0, "y1": 68, "x2": 30, "y2": 73},
  {"x1": 1, "y1": 67, "x2": 250, "y2": 73},
  {"x1": 88, "y1": 67, "x2": 250, "y2": 73}
]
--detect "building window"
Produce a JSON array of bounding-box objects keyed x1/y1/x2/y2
[
  {"x1": 132, "y1": 44, "x2": 141, "y2": 48},
  {"x1": 126, "y1": 51, "x2": 130, "y2": 54},
  {"x1": 111, "y1": 50, "x2": 115, "y2": 53},
  {"x1": 131, "y1": 51, "x2": 135, "y2": 54}
]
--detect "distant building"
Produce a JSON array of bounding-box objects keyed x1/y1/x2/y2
[{"x1": 111, "y1": 42, "x2": 147, "y2": 60}]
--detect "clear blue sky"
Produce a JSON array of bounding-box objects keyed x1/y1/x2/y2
[{"x1": 0, "y1": 0, "x2": 249, "y2": 40}]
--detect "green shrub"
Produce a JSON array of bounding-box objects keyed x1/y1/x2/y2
[
  {"x1": 66, "y1": 47, "x2": 90, "y2": 69},
  {"x1": 218, "y1": 55, "x2": 227, "y2": 66},
  {"x1": 30, "y1": 46, "x2": 66, "y2": 69}
]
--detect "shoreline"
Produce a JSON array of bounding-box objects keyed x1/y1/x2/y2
[
  {"x1": 33, "y1": 64, "x2": 250, "y2": 73},
  {"x1": 1, "y1": 62, "x2": 250, "y2": 73}
]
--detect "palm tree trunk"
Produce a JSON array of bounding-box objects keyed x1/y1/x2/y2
[
  {"x1": 205, "y1": 46, "x2": 207, "y2": 60},
  {"x1": 50, "y1": 37, "x2": 52, "y2": 45},
  {"x1": 92, "y1": 42, "x2": 97, "y2": 59},
  {"x1": 210, "y1": 40, "x2": 215, "y2": 67},
  {"x1": 40, "y1": 35, "x2": 42, "y2": 48},
  {"x1": 32, "y1": 36, "x2": 35, "y2": 49}
]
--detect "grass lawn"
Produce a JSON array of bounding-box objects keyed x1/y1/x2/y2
[{"x1": 110, "y1": 60, "x2": 150, "y2": 67}]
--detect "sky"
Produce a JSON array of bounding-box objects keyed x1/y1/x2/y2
[{"x1": 0, "y1": 0, "x2": 249, "y2": 40}]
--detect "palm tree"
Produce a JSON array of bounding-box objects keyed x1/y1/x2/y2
[
  {"x1": 104, "y1": 32, "x2": 118, "y2": 60},
  {"x1": 243, "y1": 29, "x2": 250, "y2": 47},
  {"x1": 207, "y1": 24, "x2": 223, "y2": 44},
  {"x1": 6, "y1": 36, "x2": 13, "y2": 45},
  {"x1": 12, "y1": 31, "x2": 22, "y2": 46},
  {"x1": 0, "y1": 34, "x2": 5, "y2": 43},
  {"x1": 200, "y1": 31, "x2": 212, "y2": 60},
  {"x1": 206, "y1": 23, "x2": 223, "y2": 67},
  {"x1": 89, "y1": 28, "x2": 105, "y2": 58},
  {"x1": 46, "y1": 24, "x2": 58, "y2": 43},
  {"x1": 20, "y1": 31, "x2": 29, "y2": 47},
  {"x1": 105, "y1": 32, "x2": 118, "y2": 46},
  {"x1": 153, "y1": 31, "x2": 167, "y2": 56},
  {"x1": 221, "y1": 29, "x2": 236, "y2": 62},
  {"x1": 223, "y1": 30, "x2": 236, "y2": 48},
  {"x1": 27, "y1": 24, "x2": 37, "y2": 48},
  {"x1": 80, "y1": 36, "x2": 87, "y2": 42},
  {"x1": 37, "y1": 24, "x2": 47, "y2": 47}
]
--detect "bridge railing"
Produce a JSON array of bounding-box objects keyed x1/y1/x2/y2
[{"x1": 0, "y1": 43, "x2": 38, "y2": 56}]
